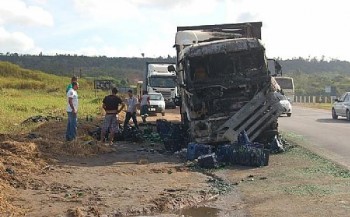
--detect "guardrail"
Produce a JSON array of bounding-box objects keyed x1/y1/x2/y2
[{"x1": 294, "y1": 96, "x2": 336, "y2": 104}]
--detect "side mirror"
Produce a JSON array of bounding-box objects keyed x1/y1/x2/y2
[{"x1": 167, "y1": 65, "x2": 175, "y2": 72}]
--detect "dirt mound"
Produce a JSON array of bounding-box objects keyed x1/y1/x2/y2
[
  {"x1": 0, "y1": 117, "x2": 116, "y2": 214},
  {"x1": 20, "y1": 118, "x2": 113, "y2": 157},
  {"x1": 0, "y1": 139, "x2": 45, "y2": 215}
]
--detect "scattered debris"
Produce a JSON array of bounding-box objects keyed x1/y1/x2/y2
[
  {"x1": 156, "y1": 119, "x2": 188, "y2": 153},
  {"x1": 187, "y1": 143, "x2": 212, "y2": 161},
  {"x1": 269, "y1": 135, "x2": 285, "y2": 153},
  {"x1": 88, "y1": 124, "x2": 143, "y2": 143},
  {"x1": 26, "y1": 133, "x2": 41, "y2": 139},
  {"x1": 21, "y1": 115, "x2": 63, "y2": 125},
  {"x1": 198, "y1": 153, "x2": 218, "y2": 169},
  {"x1": 189, "y1": 131, "x2": 271, "y2": 168},
  {"x1": 5, "y1": 168, "x2": 15, "y2": 175}
]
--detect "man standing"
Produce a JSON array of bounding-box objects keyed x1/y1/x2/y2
[
  {"x1": 66, "y1": 76, "x2": 78, "y2": 93},
  {"x1": 124, "y1": 90, "x2": 139, "y2": 129},
  {"x1": 66, "y1": 82, "x2": 79, "y2": 141},
  {"x1": 101, "y1": 87, "x2": 125, "y2": 145},
  {"x1": 139, "y1": 90, "x2": 150, "y2": 123}
]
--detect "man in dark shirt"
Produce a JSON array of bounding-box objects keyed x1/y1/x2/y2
[{"x1": 101, "y1": 87, "x2": 125, "y2": 145}]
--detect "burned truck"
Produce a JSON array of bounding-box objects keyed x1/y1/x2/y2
[{"x1": 172, "y1": 22, "x2": 284, "y2": 145}]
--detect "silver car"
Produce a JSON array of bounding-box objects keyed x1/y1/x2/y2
[
  {"x1": 276, "y1": 92, "x2": 292, "y2": 117},
  {"x1": 148, "y1": 92, "x2": 166, "y2": 116},
  {"x1": 332, "y1": 92, "x2": 350, "y2": 120}
]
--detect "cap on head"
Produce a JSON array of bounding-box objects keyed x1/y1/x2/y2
[{"x1": 128, "y1": 89, "x2": 133, "y2": 93}]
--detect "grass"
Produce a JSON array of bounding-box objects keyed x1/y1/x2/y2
[
  {"x1": 283, "y1": 132, "x2": 350, "y2": 178},
  {"x1": 230, "y1": 132, "x2": 350, "y2": 216},
  {"x1": 0, "y1": 89, "x2": 110, "y2": 133},
  {"x1": 0, "y1": 61, "x2": 117, "y2": 134},
  {"x1": 297, "y1": 103, "x2": 333, "y2": 110}
]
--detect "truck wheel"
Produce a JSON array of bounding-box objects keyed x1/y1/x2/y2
[{"x1": 332, "y1": 108, "x2": 338, "y2": 120}]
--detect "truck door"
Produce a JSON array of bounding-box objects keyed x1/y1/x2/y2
[
  {"x1": 335, "y1": 93, "x2": 347, "y2": 115},
  {"x1": 343, "y1": 94, "x2": 350, "y2": 116}
]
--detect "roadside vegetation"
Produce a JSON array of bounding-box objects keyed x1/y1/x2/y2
[
  {"x1": 0, "y1": 61, "x2": 107, "y2": 133},
  {"x1": 2, "y1": 54, "x2": 350, "y2": 97},
  {"x1": 221, "y1": 131, "x2": 350, "y2": 216},
  {"x1": 299, "y1": 103, "x2": 333, "y2": 110}
]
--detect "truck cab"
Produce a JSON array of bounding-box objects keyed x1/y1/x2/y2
[
  {"x1": 144, "y1": 63, "x2": 177, "y2": 108},
  {"x1": 174, "y1": 22, "x2": 284, "y2": 144}
]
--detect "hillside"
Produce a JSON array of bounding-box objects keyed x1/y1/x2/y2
[
  {"x1": 2, "y1": 54, "x2": 350, "y2": 96},
  {"x1": 280, "y1": 57, "x2": 350, "y2": 74},
  {"x1": 0, "y1": 54, "x2": 176, "y2": 85},
  {"x1": 0, "y1": 61, "x2": 92, "y2": 91}
]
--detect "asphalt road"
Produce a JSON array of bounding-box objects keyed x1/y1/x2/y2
[{"x1": 279, "y1": 105, "x2": 350, "y2": 169}]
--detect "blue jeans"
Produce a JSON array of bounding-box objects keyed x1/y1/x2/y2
[{"x1": 66, "y1": 112, "x2": 77, "y2": 141}]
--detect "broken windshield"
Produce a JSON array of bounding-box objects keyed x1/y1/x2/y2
[
  {"x1": 149, "y1": 77, "x2": 176, "y2": 88},
  {"x1": 189, "y1": 49, "x2": 265, "y2": 82}
]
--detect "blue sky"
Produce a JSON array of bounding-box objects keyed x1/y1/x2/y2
[{"x1": 1, "y1": 0, "x2": 350, "y2": 61}]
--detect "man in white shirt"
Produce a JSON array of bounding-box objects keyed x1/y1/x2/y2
[
  {"x1": 140, "y1": 90, "x2": 150, "y2": 123},
  {"x1": 66, "y1": 82, "x2": 79, "y2": 141},
  {"x1": 123, "y1": 89, "x2": 139, "y2": 129}
]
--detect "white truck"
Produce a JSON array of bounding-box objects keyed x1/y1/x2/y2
[{"x1": 143, "y1": 62, "x2": 177, "y2": 108}]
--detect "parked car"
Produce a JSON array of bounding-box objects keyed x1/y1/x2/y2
[
  {"x1": 277, "y1": 93, "x2": 292, "y2": 117},
  {"x1": 332, "y1": 92, "x2": 350, "y2": 120},
  {"x1": 148, "y1": 92, "x2": 166, "y2": 116}
]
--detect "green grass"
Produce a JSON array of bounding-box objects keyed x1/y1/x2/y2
[
  {"x1": 299, "y1": 103, "x2": 333, "y2": 110},
  {"x1": 282, "y1": 132, "x2": 350, "y2": 178},
  {"x1": 0, "y1": 61, "x2": 114, "y2": 133},
  {"x1": 0, "y1": 89, "x2": 109, "y2": 133}
]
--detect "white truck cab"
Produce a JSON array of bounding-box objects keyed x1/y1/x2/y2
[{"x1": 144, "y1": 62, "x2": 177, "y2": 108}]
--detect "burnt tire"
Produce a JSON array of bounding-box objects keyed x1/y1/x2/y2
[{"x1": 332, "y1": 109, "x2": 338, "y2": 120}]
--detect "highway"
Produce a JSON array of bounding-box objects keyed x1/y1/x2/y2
[{"x1": 279, "y1": 105, "x2": 350, "y2": 169}]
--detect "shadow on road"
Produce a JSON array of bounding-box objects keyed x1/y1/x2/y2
[{"x1": 316, "y1": 118, "x2": 349, "y2": 124}]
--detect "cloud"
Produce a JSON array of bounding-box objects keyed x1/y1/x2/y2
[
  {"x1": 0, "y1": 27, "x2": 39, "y2": 53},
  {"x1": 0, "y1": 0, "x2": 53, "y2": 27},
  {"x1": 73, "y1": 0, "x2": 140, "y2": 23},
  {"x1": 236, "y1": 12, "x2": 258, "y2": 23}
]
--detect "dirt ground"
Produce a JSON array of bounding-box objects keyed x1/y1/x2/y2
[{"x1": 1, "y1": 109, "x2": 350, "y2": 216}]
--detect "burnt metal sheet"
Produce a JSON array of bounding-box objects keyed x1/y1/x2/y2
[
  {"x1": 186, "y1": 38, "x2": 263, "y2": 58},
  {"x1": 177, "y1": 22, "x2": 262, "y2": 39}
]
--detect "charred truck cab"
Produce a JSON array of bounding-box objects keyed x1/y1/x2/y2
[{"x1": 173, "y1": 22, "x2": 284, "y2": 144}]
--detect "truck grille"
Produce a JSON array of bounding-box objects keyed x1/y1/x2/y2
[{"x1": 158, "y1": 91, "x2": 171, "y2": 98}]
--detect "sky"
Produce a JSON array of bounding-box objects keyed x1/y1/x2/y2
[{"x1": 0, "y1": 0, "x2": 350, "y2": 61}]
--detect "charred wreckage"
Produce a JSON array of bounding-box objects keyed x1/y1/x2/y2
[{"x1": 172, "y1": 22, "x2": 285, "y2": 146}]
